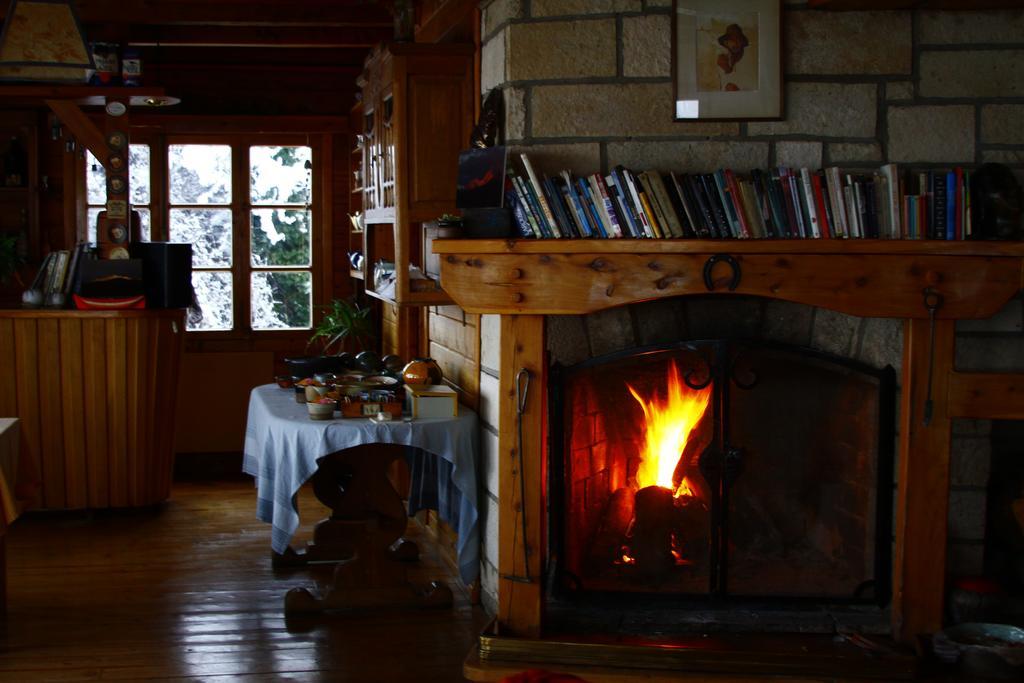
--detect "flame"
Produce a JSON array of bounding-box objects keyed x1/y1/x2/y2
[{"x1": 627, "y1": 361, "x2": 711, "y2": 497}]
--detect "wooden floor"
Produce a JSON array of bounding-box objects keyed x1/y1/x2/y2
[{"x1": 0, "y1": 479, "x2": 489, "y2": 682}]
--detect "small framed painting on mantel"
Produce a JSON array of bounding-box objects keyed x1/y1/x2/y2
[{"x1": 673, "y1": 0, "x2": 782, "y2": 121}]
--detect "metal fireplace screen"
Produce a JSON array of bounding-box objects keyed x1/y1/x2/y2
[{"x1": 550, "y1": 341, "x2": 895, "y2": 604}]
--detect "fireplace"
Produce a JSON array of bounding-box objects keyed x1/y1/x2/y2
[
  {"x1": 432, "y1": 238, "x2": 1024, "y2": 679},
  {"x1": 548, "y1": 340, "x2": 895, "y2": 632}
]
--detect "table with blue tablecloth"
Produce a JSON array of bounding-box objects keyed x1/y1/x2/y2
[{"x1": 242, "y1": 384, "x2": 480, "y2": 586}]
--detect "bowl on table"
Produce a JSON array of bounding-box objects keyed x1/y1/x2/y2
[
  {"x1": 307, "y1": 400, "x2": 336, "y2": 421},
  {"x1": 275, "y1": 375, "x2": 294, "y2": 389}
]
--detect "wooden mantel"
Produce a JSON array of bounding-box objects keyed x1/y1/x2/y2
[
  {"x1": 434, "y1": 239, "x2": 1024, "y2": 318},
  {"x1": 434, "y1": 239, "x2": 1024, "y2": 652}
]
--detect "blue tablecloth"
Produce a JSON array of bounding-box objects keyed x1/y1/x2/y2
[{"x1": 242, "y1": 384, "x2": 480, "y2": 585}]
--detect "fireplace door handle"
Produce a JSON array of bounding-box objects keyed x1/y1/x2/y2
[{"x1": 703, "y1": 253, "x2": 741, "y2": 292}]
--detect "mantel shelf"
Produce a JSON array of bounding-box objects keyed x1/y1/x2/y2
[{"x1": 432, "y1": 239, "x2": 1024, "y2": 319}]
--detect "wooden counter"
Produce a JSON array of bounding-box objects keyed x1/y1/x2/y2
[{"x1": 0, "y1": 308, "x2": 185, "y2": 509}]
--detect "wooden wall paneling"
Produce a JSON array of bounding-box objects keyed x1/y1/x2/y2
[
  {"x1": 0, "y1": 319, "x2": 16, "y2": 418},
  {"x1": 82, "y1": 319, "x2": 109, "y2": 507},
  {"x1": 12, "y1": 320, "x2": 41, "y2": 507},
  {"x1": 105, "y1": 318, "x2": 128, "y2": 507},
  {"x1": 152, "y1": 317, "x2": 178, "y2": 501},
  {"x1": 893, "y1": 318, "x2": 955, "y2": 643},
  {"x1": 498, "y1": 314, "x2": 545, "y2": 638},
  {"x1": 35, "y1": 319, "x2": 65, "y2": 508},
  {"x1": 125, "y1": 319, "x2": 140, "y2": 506},
  {"x1": 947, "y1": 372, "x2": 1024, "y2": 420},
  {"x1": 427, "y1": 307, "x2": 480, "y2": 407},
  {"x1": 58, "y1": 318, "x2": 87, "y2": 508}
]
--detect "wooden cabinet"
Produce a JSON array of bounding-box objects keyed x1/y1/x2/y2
[
  {"x1": 0, "y1": 309, "x2": 185, "y2": 510},
  {"x1": 354, "y1": 43, "x2": 474, "y2": 308},
  {"x1": 0, "y1": 111, "x2": 38, "y2": 265}
]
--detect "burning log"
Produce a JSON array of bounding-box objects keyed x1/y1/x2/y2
[
  {"x1": 588, "y1": 487, "x2": 635, "y2": 566},
  {"x1": 631, "y1": 485, "x2": 677, "y2": 581}
]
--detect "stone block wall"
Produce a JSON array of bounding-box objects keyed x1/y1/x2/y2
[{"x1": 473, "y1": 0, "x2": 1024, "y2": 613}]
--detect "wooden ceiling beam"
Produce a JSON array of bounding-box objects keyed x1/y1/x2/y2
[
  {"x1": 121, "y1": 24, "x2": 391, "y2": 48},
  {"x1": 0, "y1": 0, "x2": 393, "y2": 25}
]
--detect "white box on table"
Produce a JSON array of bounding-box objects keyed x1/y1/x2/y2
[{"x1": 404, "y1": 384, "x2": 458, "y2": 418}]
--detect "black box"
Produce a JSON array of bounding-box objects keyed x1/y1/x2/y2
[{"x1": 129, "y1": 242, "x2": 193, "y2": 308}]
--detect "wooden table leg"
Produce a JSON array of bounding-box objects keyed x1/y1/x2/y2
[{"x1": 283, "y1": 444, "x2": 452, "y2": 615}]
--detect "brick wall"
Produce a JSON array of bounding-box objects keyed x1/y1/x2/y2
[{"x1": 473, "y1": 0, "x2": 1024, "y2": 613}]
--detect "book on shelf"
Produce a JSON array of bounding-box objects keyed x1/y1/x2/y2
[{"x1": 501, "y1": 158, "x2": 988, "y2": 241}]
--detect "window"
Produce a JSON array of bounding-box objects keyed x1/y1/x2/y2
[
  {"x1": 85, "y1": 144, "x2": 152, "y2": 243},
  {"x1": 84, "y1": 135, "x2": 320, "y2": 335},
  {"x1": 167, "y1": 142, "x2": 314, "y2": 332}
]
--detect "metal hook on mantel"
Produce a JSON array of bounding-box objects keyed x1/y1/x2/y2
[
  {"x1": 922, "y1": 287, "x2": 944, "y2": 427},
  {"x1": 502, "y1": 368, "x2": 533, "y2": 584}
]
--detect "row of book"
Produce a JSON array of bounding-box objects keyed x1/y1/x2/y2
[
  {"x1": 506, "y1": 154, "x2": 978, "y2": 241},
  {"x1": 26, "y1": 244, "x2": 91, "y2": 307}
]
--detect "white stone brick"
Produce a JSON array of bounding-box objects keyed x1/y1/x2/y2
[
  {"x1": 623, "y1": 14, "x2": 671, "y2": 78},
  {"x1": 481, "y1": 429, "x2": 500, "y2": 497},
  {"x1": 887, "y1": 105, "x2": 975, "y2": 164},
  {"x1": 510, "y1": 143, "x2": 602, "y2": 177},
  {"x1": 586, "y1": 307, "x2": 635, "y2": 357},
  {"x1": 957, "y1": 298, "x2": 1023, "y2": 333},
  {"x1": 811, "y1": 308, "x2": 860, "y2": 358},
  {"x1": 786, "y1": 11, "x2": 911, "y2": 75},
  {"x1": 983, "y1": 150, "x2": 1024, "y2": 165},
  {"x1": 533, "y1": 82, "x2": 738, "y2": 138},
  {"x1": 886, "y1": 81, "x2": 915, "y2": 102},
  {"x1": 919, "y1": 10, "x2": 1024, "y2": 45},
  {"x1": 828, "y1": 142, "x2": 883, "y2": 165},
  {"x1": 857, "y1": 317, "x2": 903, "y2": 375},
  {"x1": 776, "y1": 141, "x2": 822, "y2": 170},
  {"x1": 546, "y1": 315, "x2": 591, "y2": 366},
  {"x1": 947, "y1": 489, "x2": 987, "y2": 541},
  {"x1": 956, "y1": 336, "x2": 1024, "y2": 372},
  {"x1": 483, "y1": 0, "x2": 523, "y2": 38},
  {"x1": 532, "y1": 0, "x2": 641, "y2": 17},
  {"x1": 607, "y1": 140, "x2": 768, "y2": 174},
  {"x1": 920, "y1": 50, "x2": 1024, "y2": 99},
  {"x1": 479, "y1": 372, "x2": 502, "y2": 430},
  {"x1": 508, "y1": 20, "x2": 616, "y2": 80},
  {"x1": 748, "y1": 83, "x2": 876, "y2": 138},
  {"x1": 950, "y1": 437, "x2": 992, "y2": 488},
  {"x1": 505, "y1": 86, "x2": 526, "y2": 140},
  {"x1": 981, "y1": 105, "x2": 1024, "y2": 146},
  {"x1": 481, "y1": 314, "x2": 500, "y2": 372},
  {"x1": 480, "y1": 29, "x2": 506, "y2": 95},
  {"x1": 480, "y1": 559, "x2": 499, "y2": 615},
  {"x1": 483, "y1": 494, "x2": 500, "y2": 573}
]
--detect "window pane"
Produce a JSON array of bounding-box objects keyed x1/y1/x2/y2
[
  {"x1": 86, "y1": 152, "x2": 106, "y2": 205},
  {"x1": 87, "y1": 207, "x2": 101, "y2": 244},
  {"x1": 250, "y1": 146, "x2": 311, "y2": 205},
  {"x1": 170, "y1": 208, "x2": 232, "y2": 267},
  {"x1": 134, "y1": 208, "x2": 151, "y2": 242},
  {"x1": 251, "y1": 271, "x2": 312, "y2": 330},
  {"x1": 168, "y1": 144, "x2": 232, "y2": 204},
  {"x1": 250, "y1": 209, "x2": 310, "y2": 267},
  {"x1": 129, "y1": 144, "x2": 150, "y2": 204},
  {"x1": 189, "y1": 271, "x2": 233, "y2": 331}
]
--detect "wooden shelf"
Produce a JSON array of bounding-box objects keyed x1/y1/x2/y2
[
  {"x1": 365, "y1": 284, "x2": 453, "y2": 307},
  {"x1": 809, "y1": 0, "x2": 1024, "y2": 9},
  {"x1": 349, "y1": 268, "x2": 365, "y2": 280},
  {"x1": 431, "y1": 238, "x2": 1024, "y2": 318}
]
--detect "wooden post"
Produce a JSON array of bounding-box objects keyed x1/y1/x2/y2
[
  {"x1": 497, "y1": 314, "x2": 545, "y2": 638},
  {"x1": 893, "y1": 317, "x2": 955, "y2": 643}
]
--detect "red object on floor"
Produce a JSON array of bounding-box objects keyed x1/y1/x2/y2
[{"x1": 501, "y1": 671, "x2": 588, "y2": 683}]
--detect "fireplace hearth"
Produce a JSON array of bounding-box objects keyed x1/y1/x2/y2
[{"x1": 548, "y1": 340, "x2": 895, "y2": 632}]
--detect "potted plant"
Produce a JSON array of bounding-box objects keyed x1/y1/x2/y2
[
  {"x1": 0, "y1": 233, "x2": 25, "y2": 287},
  {"x1": 286, "y1": 297, "x2": 376, "y2": 378}
]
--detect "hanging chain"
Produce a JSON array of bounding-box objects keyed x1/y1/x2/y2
[{"x1": 922, "y1": 287, "x2": 944, "y2": 427}]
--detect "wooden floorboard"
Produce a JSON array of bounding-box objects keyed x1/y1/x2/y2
[{"x1": 1, "y1": 480, "x2": 489, "y2": 682}]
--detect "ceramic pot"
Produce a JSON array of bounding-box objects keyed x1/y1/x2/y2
[{"x1": 402, "y1": 357, "x2": 443, "y2": 385}]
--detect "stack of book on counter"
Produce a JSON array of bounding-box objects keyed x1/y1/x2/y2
[{"x1": 506, "y1": 153, "x2": 979, "y2": 241}]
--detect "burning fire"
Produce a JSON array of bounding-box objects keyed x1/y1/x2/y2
[{"x1": 627, "y1": 361, "x2": 711, "y2": 498}]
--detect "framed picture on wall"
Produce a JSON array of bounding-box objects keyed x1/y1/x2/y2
[{"x1": 673, "y1": 0, "x2": 782, "y2": 121}]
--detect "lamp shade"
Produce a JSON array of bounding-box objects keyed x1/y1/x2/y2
[{"x1": 0, "y1": 0, "x2": 94, "y2": 82}]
